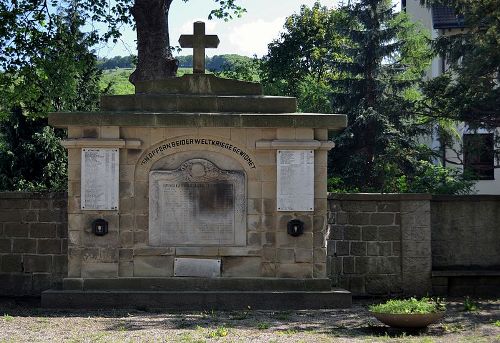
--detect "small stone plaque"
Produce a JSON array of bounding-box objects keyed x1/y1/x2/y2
[
  {"x1": 81, "y1": 148, "x2": 119, "y2": 210},
  {"x1": 149, "y1": 159, "x2": 246, "y2": 246},
  {"x1": 174, "y1": 258, "x2": 221, "y2": 278},
  {"x1": 277, "y1": 150, "x2": 314, "y2": 211}
]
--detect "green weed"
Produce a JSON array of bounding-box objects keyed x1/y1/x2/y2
[
  {"x1": 493, "y1": 320, "x2": 500, "y2": 327},
  {"x1": 208, "y1": 326, "x2": 229, "y2": 338},
  {"x1": 463, "y1": 297, "x2": 478, "y2": 312},
  {"x1": 257, "y1": 322, "x2": 270, "y2": 330},
  {"x1": 2, "y1": 314, "x2": 13, "y2": 322}
]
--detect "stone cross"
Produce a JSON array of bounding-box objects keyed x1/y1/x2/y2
[{"x1": 179, "y1": 21, "x2": 220, "y2": 74}]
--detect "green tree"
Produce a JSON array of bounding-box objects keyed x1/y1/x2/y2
[
  {"x1": 0, "y1": 0, "x2": 245, "y2": 84},
  {"x1": 262, "y1": 2, "x2": 347, "y2": 113},
  {"x1": 419, "y1": 0, "x2": 500, "y2": 128},
  {"x1": 0, "y1": 6, "x2": 102, "y2": 191},
  {"x1": 327, "y1": 0, "x2": 453, "y2": 193}
]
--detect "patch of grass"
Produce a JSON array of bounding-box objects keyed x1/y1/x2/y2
[
  {"x1": 229, "y1": 306, "x2": 251, "y2": 320},
  {"x1": 494, "y1": 320, "x2": 500, "y2": 327},
  {"x1": 257, "y1": 322, "x2": 270, "y2": 330},
  {"x1": 277, "y1": 329, "x2": 298, "y2": 335},
  {"x1": 441, "y1": 323, "x2": 465, "y2": 333},
  {"x1": 177, "y1": 332, "x2": 205, "y2": 343},
  {"x1": 369, "y1": 297, "x2": 445, "y2": 314},
  {"x1": 463, "y1": 297, "x2": 478, "y2": 312},
  {"x1": 273, "y1": 311, "x2": 291, "y2": 320},
  {"x1": 208, "y1": 326, "x2": 229, "y2": 338},
  {"x1": 2, "y1": 314, "x2": 14, "y2": 322}
]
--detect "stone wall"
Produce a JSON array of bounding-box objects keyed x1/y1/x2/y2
[
  {"x1": 327, "y1": 194, "x2": 432, "y2": 296},
  {"x1": 0, "y1": 192, "x2": 67, "y2": 296},
  {"x1": 431, "y1": 195, "x2": 500, "y2": 270}
]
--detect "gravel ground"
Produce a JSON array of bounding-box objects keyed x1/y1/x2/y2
[{"x1": 0, "y1": 297, "x2": 498, "y2": 343}]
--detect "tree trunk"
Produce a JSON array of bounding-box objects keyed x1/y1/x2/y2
[{"x1": 129, "y1": 0, "x2": 178, "y2": 85}]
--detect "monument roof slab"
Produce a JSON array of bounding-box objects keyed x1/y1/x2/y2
[{"x1": 48, "y1": 112, "x2": 347, "y2": 130}]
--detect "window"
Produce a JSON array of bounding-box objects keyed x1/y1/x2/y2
[{"x1": 463, "y1": 134, "x2": 495, "y2": 180}]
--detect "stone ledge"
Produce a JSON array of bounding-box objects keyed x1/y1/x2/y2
[
  {"x1": 328, "y1": 193, "x2": 432, "y2": 201},
  {"x1": 41, "y1": 289, "x2": 352, "y2": 309},
  {"x1": 61, "y1": 139, "x2": 142, "y2": 149},
  {"x1": 0, "y1": 192, "x2": 67, "y2": 199},
  {"x1": 432, "y1": 270, "x2": 500, "y2": 277},
  {"x1": 100, "y1": 94, "x2": 297, "y2": 113},
  {"x1": 134, "y1": 74, "x2": 263, "y2": 96},
  {"x1": 432, "y1": 195, "x2": 500, "y2": 201},
  {"x1": 256, "y1": 140, "x2": 335, "y2": 150},
  {"x1": 49, "y1": 112, "x2": 348, "y2": 130}
]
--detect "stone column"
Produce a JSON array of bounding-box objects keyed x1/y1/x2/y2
[{"x1": 400, "y1": 196, "x2": 432, "y2": 295}]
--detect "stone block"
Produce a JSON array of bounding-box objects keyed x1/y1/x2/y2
[
  {"x1": 276, "y1": 263, "x2": 313, "y2": 278},
  {"x1": 4, "y1": 223, "x2": 29, "y2": 237},
  {"x1": 313, "y1": 263, "x2": 326, "y2": 278},
  {"x1": 57, "y1": 224, "x2": 68, "y2": 239},
  {"x1": 119, "y1": 261, "x2": 134, "y2": 277},
  {"x1": 262, "y1": 232, "x2": 275, "y2": 246},
  {"x1": 22, "y1": 210, "x2": 38, "y2": 223},
  {"x1": 222, "y1": 257, "x2": 261, "y2": 277},
  {"x1": 377, "y1": 257, "x2": 401, "y2": 274},
  {"x1": 343, "y1": 257, "x2": 355, "y2": 274},
  {"x1": 247, "y1": 232, "x2": 261, "y2": 246},
  {"x1": 313, "y1": 248, "x2": 327, "y2": 263},
  {"x1": 348, "y1": 213, "x2": 370, "y2": 225},
  {"x1": 12, "y1": 239, "x2": 36, "y2": 253},
  {"x1": 344, "y1": 226, "x2": 361, "y2": 240},
  {"x1": 81, "y1": 262, "x2": 119, "y2": 278},
  {"x1": 32, "y1": 273, "x2": 53, "y2": 292},
  {"x1": 336, "y1": 212, "x2": 348, "y2": 225},
  {"x1": 248, "y1": 181, "x2": 262, "y2": 198},
  {"x1": 349, "y1": 275, "x2": 365, "y2": 294},
  {"x1": 350, "y1": 242, "x2": 367, "y2": 256},
  {"x1": 38, "y1": 210, "x2": 66, "y2": 223},
  {"x1": 24, "y1": 255, "x2": 52, "y2": 272},
  {"x1": 120, "y1": 231, "x2": 134, "y2": 247},
  {"x1": 119, "y1": 249, "x2": 134, "y2": 261},
  {"x1": 329, "y1": 225, "x2": 343, "y2": 240},
  {"x1": 0, "y1": 273, "x2": 32, "y2": 295},
  {"x1": 100, "y1": 248, "x2": 118, "y2": 262},
  {"x1": 295, "y1": 248, "x2": 313, "y2": 263},
  {"x1": 402, "y1": 241, "x2": 431, "y2": 258},
  {"x1": 335, "y1": 241, "x2": 350, "y2": 256},
  {"x1": 133, "y1": 256, "x2": 173, "y2": 277},
  {"x1": 392, "y1": 241, "x2": 401, "y2": 256},
  {"x1": 328, "y1": 256, "x2": 342, "y2": 275},
  {"x1": 377, "y1": 202, "x2": 399, "y2": 212},
  {"x1": 262, "y1": 247, "x2": 276, "y2": 262},
  {"x1": 365, "y1": 275, "x2": 391, "y2": 295},
  {"x1": 277, "y1": 249, "x2": 295, "y2": 263},
  {"x1": 53, "y1": 255, "x2": 67, "y2": 274},
  {"x1": 134, "y1": 231, "x2": 148, "y2": 245},
  {"x1": 175, "y1": 247, "x2": 218, "y2": 256},
  {"x1": 38, "y1": 239, "x2": 62, "y2": 254},
  {"x1": 314, "y1": 128, "x2": 328, "y2": 140},
  {"x1": 30, "y1": 223, "x2": 57, "y2": 238},
  {"x1": 0, "y1": 239, "x2": 11, "y2": 253},
  {"x1": 1, "y1": 254, "x2": 22, "y2": 272},
  {"x1": 370, "y1": 213, "x2": 395, "y2": 225},
  {"x1": 362, "y1": 226, "x2": 378, "y2": 241},
  {"x1": 378, "y1": 226, "x2": 400, "y2": 241},
  {"x1": 0, "y1": 209, "x2": 22, "y2": 222},
  {"x1": 355, "y1": 257, "x2": 376, "y2": 274},
  {"x1": 342, "y1": 201, "x2": 377, "y2": 212}
]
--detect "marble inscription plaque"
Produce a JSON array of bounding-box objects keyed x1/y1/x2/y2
[
  {"x1": 174, "y1": 258, "x2": 221, "y2": 278},
  {"x1": 81, "y1": 148, "x2": 119, "y2": 210},
  {"x1": 277, "y1": 150, "x2": 314, "y2": 211},
  {"x1": 149, "y1": 159, "x2": 246, "y2": 246}
]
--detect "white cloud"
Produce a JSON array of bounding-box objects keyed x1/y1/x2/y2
[
  {"x1": 228, "y1": 17, "x2": 285, "y2": 57},
  {"x1": 178, "y1": 18, "x2": 218, "y2": 34}
]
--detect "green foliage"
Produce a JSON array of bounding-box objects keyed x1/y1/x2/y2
[
  {"x1": 262, "y1": 2, "x2": 347, "y2": 112},
  {"x1": 0, "y1": 6, "x2": 100, "y2": 191},
  {"x1": 370, "y1": 297, "x2": 445, "y2": 314},
  {"x1": 212, "y1": 56, "x2": 260, "y2": 82},
  {"x1": 208, "y1": 326, "x2": 229, "y2": 338},
  {"x1": 97, "y1": 55, "x2": 136, "y2": 70},
  {"x1": 494, "y1": 320, "x2": 500, "y2": 327},
  {"x1": 419, "y1": 0, "x2": 500, "y2": 128},
  {"x1": 463, "y1": 297, "x2": 478, "y2": 312}
]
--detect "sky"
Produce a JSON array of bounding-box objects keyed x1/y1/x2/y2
[{"x1": 95, "y1": 0, "x2": 401, "y2": 59}]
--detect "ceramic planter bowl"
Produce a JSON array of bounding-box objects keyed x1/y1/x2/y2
[{"x1": 370, "y1": 311, "x2": 445, "y2": 328}]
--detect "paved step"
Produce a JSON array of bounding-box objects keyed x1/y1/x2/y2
[
  {"x1": 62, "y1": 277, "x2": 334, "y2": 292},
  {"x1": 41, "y1": 289, "x2": 352, "y2": 310}
]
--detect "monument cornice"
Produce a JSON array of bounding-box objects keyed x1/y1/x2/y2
[{"x1": 48, "y1": 112, "x2": 347, "y2": 130}]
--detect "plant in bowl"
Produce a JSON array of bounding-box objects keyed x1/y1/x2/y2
[{"x1": 369, "y1": 297, "x2": 446, "y2": 328}]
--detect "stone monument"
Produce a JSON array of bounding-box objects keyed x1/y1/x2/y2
[{"x1": 42, "y1": 22, "x2": 350, "y2": 309}]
